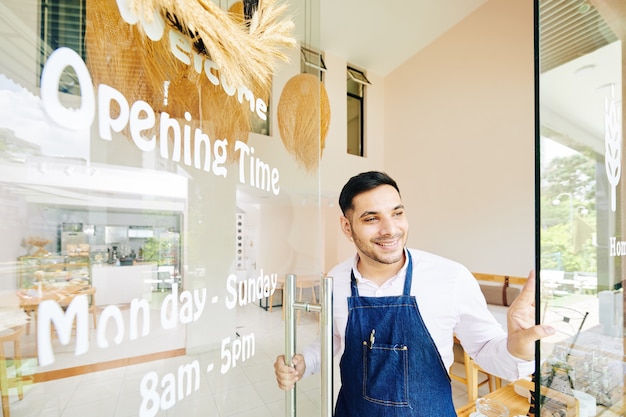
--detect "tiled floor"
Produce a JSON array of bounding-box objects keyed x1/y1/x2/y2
[{"x1": 5, "y1": 298, "x2": 485, "y2": 416}]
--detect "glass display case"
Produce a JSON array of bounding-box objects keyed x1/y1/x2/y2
[{"x1": 17, "y1": 255, "x2": 90, "y2": 289}]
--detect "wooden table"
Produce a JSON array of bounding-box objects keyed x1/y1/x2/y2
[
  {"x1": 455, "y1": 381, "x2": 532, "y2": 417},
  {"x1": 17, "y1": 281, "x2": 94, "y2": 317},
  {"x1": 16, "y1": 282, "x2": 97, "y2": 349},
  {"x1": 456, "y1": 378, "x2": 582, "y2": 417}
]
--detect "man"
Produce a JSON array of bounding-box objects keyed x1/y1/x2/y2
[{"x1": 274, "y1": 171, "x2": 554, "y2": 416}]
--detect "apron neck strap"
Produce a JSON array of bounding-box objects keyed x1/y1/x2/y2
[
  {"x1": 350, "y1": 249, "x2": 412, "y2": 296},
  {"x1": 402, "y1": 250, "x2": 413, "y2": 295}
]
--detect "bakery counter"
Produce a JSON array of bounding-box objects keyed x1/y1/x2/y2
[{"x1": 91, "y1": 263, "x2": 157, "y2": 306}]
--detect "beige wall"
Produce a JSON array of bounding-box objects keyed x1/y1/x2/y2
[
  {"x1": 317, "y1": 0, "x2": 536, "y2": 276},
  {"x1": 318, "y1": 53, "x2": 388, "y2": 272},
  {"x1": 320, "y1": 53, "x2": 386, "y2": 197},
  {"x1": 383, "y1": 0, "x2": 535, "y2": 276}
]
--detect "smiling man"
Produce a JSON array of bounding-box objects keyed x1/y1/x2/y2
[{"x1": 274, "y1": 171, "x2": 553, "y2": 417}]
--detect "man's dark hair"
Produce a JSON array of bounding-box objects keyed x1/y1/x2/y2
[{"x1": 338, "y1": 171, "x2": 400, "y2": 215}]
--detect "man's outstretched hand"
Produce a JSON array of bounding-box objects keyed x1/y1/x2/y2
[{"x1": 506, "y1": 270, "x2": 555, "y2": 360}]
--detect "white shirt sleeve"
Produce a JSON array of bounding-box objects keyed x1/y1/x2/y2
[
  {"x1": 301, "y1": 337, "x2": 320, "y2": 377},
  {"x1": 449, "y1": 262, "x2": 534, "y2": 381},
  {"x1": 302, "y1": 313, "x2": 345, "y2": 377}
]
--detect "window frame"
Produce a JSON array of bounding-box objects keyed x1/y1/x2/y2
[{"x1": 346, "y1": 65, "x2": 370, "y2": 157}]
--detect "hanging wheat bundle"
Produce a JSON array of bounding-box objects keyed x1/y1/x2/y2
[
  {"x1": 127, "y1": 0, "x2": 296, "y2": 90},
  {"x1": 198, "y1": 83, "x2": 253, "y2": 162},
  {"x1": 149, "y1": 43, "x2": 266, "y2": 161},
  {"x1": 277, "y1": 73, "x2": 331, "y2": 172},
  {"x1": 85, "y1": 0, "x2": 277, "y2": 157}
]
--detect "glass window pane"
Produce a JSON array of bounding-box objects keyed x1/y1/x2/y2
[
  {"x1": 538, "y1": 1, "x2": 625, "y2": 415},
  {"x1": 347, "y1": 94, "x2": 362, "y2": 156}
]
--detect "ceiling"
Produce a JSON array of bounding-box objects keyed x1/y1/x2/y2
[
  {"x1": 316, "y1": 0, "x2": 487, "y2": 76},
  {"x1": 539, "y1": 0, "x2": 617, "y2": 73},
  {"x1": 313, "y1": 0, "x2": 621, "y2": 161},
  {"x1": 538, "y1": 0, "x2": 620, "y2": 159},
  {"x1": 315, "y1": 0, "x2": 617, "y2": 77}
]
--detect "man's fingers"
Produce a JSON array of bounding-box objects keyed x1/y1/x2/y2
[
  {"x1": 513, "y1": 270, "x2": 536, "y2": 306},
  {"x1": 506, "y1": 271, "x2": 557, "y2": 361},
  {"x1": 508, "y1": 324, "x2": 556, "y2": 360},
  {"x1": 527, "y1": 324, "x2": 555, "y2": 340},
  {"x1": 274, "y1": 355, "x2": 301, "y2": 391},
  {"x1": 517, "y1": 324, "x2": 555, "y2": 346}
]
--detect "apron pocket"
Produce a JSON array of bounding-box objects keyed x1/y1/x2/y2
[{"x1": 362, "y1": 343, "x2": 409, "y2": 407}]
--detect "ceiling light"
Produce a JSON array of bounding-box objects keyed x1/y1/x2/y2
[
  {"x1": 578, "y1": 2, "x2": 592, "y2": 14},
  {"x1": 574, "y1": 64, "x2": 595, "y2": 77},
  {"x1": 596, "y1": 83, "x2": 615, "y2": 93}
]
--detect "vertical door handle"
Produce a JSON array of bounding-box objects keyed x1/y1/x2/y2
[{"x1": 284, "y1": 274, "x2": 333, "y2": 417}]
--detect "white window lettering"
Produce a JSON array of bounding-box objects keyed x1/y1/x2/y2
[
  {"x1": 98, "y1": 84, "x2": 130, "y2": 141},
  {"x1": 37, "y1": 296, "x2": 89, "y2": 366},
  {"x1": 116, "y1": 0, "x2": 165, "y2": 41},
  {"x1": 130, "y1": 100, "x2": 157, "y2": 151},
  {"x1": 97, "y1": 305, "x2": 125, "y2": 348},
  {"x1": 169, "y1": 30, "x2": 192, "y2": 66},
  {"x1": 41, "y1": 47, "x2": 95, "y2": 130}
]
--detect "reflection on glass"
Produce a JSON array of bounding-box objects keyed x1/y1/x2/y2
[
  {"x1": 538, "y1": 1, "x2": 624, "y2": 415},
  {"x1": 0, "y1": 0, "x2": 323, "y2": 415}
]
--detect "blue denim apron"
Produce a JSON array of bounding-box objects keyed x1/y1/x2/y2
[{"x1": 334, "y1": 252, "x2": 457, "y2": 416}]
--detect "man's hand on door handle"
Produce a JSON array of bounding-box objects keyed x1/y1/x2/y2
[{"x1": 274, "y1": 354, "x2": 306, "y2": 390}]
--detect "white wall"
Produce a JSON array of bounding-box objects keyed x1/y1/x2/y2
[
  {"x1": 318, "y1": 52, "x2": 388, "y2": 272},
  {"x1": 383, "y1": 0, "x2": 534, "y2": 276},
  {"x1": 315, "y1": 0, "x2": 535, "y2": 276},
  {"x1": 320, "y1": 52, "x2": 386, "y2": 199}
]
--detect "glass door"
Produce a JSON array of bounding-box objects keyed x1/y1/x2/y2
[
  {"x1": 537, "y1": 1, "x2": 625, "y2": 415},
  {"x1": 0, "y1": 0, "x2": 326, "y2": 416}
]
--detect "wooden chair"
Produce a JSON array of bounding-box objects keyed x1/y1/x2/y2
[
  {"x1": 471, "y1": 272, "x2": 527, "y2": 307},
  {"x1": 0, "y1": 326, "x2": 32, "y2": 417},
  {"x1": 270, "y1": 276, "x2": 320, "y2": 323},
  {"x1": 294, "y1": 278, "x2": 320, "y2": 324},
  {"x1": 268, "y1": 280, "x2": 283, "y2": 313},
  {"x1": 450, "y1": 336, "x2": 501, "y2": 407}
]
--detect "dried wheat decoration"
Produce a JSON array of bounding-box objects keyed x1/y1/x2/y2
[
  {"x1": 85, "y1": 0, "x2": 295, "y2": 160},
  {"x1": 277, "y1": 73, "x2": 331, "y2": 171}
]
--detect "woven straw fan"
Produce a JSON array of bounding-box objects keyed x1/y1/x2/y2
[{"x1": 277, "y1": 74, "x2": 331, "y2": 171}]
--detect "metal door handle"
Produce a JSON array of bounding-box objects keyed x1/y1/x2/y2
[{"x1": 284, "y1": 274, "x2": 333, "y2": 417}]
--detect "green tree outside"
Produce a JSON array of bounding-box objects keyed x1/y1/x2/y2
[{"x1": 540, "y1": 150, "x2": 597, "y2": 274}]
